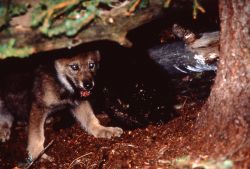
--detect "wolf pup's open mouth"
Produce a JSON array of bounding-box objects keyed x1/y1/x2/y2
[{"x1": 80, "y1": 90, "x2": 91, "y2": 97}]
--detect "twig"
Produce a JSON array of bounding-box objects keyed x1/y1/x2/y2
[
  {"x1": 68, "y1": 152, "x2": 93, "y2": 169},
  {"x1": 193, "y1": 0, "x2": 206, "y2": 19},
  {"x1": 41, "y1": 0, "x2": 80, "y2": 31},
  {"x1": 127, "y1": 0, "x2": 142, "y2": 15},
  {"x1": 24, "y1": 140, "x2": 54, "y2": 169},
  {"x1": 164, "y1": 0, "x2": 172, "y2": 8}
]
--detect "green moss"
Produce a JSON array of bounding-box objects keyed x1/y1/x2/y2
[
  {"x1": 0, "y1": 39, "x2": 34, "y2": 59},
  {"x1": 0, "y1": 3, "x2": 28, "y2": 28},
  {"x1": 31, "y1": 0, "x2": 106, "y2": 37},
  {"x1": 171, "y1": 155, "x2": 234, "y2": 169}
]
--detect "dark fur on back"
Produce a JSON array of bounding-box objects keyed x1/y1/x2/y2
[{"x1": 0, "y1": 58, "x2": 34, "y2": 120}]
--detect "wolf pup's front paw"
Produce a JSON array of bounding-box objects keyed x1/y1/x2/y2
[
  {"x1": 0, "y1": 122, "x2": 11, "y2": 142},
  {"x1": 41, "y1": 154, "x2": 54, "y2": 162},
  {"x1": 92, "y1": 126, "x2": 123, "y2": 139}
]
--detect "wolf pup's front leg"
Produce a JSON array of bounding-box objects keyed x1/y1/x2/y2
[
  {"x1": 27, "y1": 103, "x2": 49, "y2": 160},
  {"x1": 73, "y1": 101, "x2": 123, "y2": 138}
]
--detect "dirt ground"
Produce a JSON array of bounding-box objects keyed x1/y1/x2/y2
[
  {"x1": 0, "y1": 69, "x2": 218, "y2": 169},
  {"x1": 0, "y1": 58, "x2": 249, "y2": 169}
]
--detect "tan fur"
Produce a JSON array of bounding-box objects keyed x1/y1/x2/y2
[
  {"x1": 73, "y1": 101, "x2": 123, "y2": 138},
  {"x1": 43, "y1": 82, "x2": 59, "y2": 106}
]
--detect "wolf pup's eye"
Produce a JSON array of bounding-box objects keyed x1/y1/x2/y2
[
  {"x1": 70, "y1": 64, "x2": 79, "y2": 71},
  {"x1": 88, "y1": 62, "x2": 95, "y2": 70}
]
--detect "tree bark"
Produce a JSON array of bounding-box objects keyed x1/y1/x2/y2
[{"x1": 196, "y1": 0, "x2": 250, "y2": 159}]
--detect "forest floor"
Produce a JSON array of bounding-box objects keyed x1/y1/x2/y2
[
  {"x1": 1, "y1": 21, "x2": 249, "y2": 169},
  {"x1": 2, "y1": 70, "x2": 243, "y2": 169}
]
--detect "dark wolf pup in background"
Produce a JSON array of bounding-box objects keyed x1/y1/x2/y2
[{"x1": 0, "y1": 50, "x2": 123, "y2": 160}]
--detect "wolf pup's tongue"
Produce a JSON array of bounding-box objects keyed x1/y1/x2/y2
[{"x1": 80, "y1": 90, "x2": 91, "y2": 97}]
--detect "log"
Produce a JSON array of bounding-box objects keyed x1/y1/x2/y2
[
  {"x1": 148, "y1": 25, "x2": 219, "y2": 75},
  {"x1": 0, "y1": 0, "x2": 164, "y2": 57}
]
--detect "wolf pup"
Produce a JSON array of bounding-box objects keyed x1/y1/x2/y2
[{"x1": 0, "y1": 51, "x2": 123, "y2": 160}]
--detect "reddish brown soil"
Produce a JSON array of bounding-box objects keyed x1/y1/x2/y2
[
  {"x1": 0, "y1": 71, "x2": 249, "y2": 169},
  {"x1": 0, "y1": 72, "x2": 218, "y2": 168}
]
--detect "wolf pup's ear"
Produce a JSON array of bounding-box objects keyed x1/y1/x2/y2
[{"x1": 94, "y1": 50, "x2": 101, "y2": 62}]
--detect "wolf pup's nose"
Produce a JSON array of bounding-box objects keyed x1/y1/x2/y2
[{"x1": 83, "y1": 80, "x2": 94, "y2": 91}]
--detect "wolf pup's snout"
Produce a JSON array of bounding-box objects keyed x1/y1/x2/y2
[
  {"x1": 83, "y1": 80, "x2": 94, "y2": 91},
  {"x1": 80, "y1": 80, "x2": 94, "y2": 97}
]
